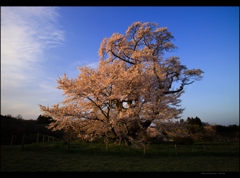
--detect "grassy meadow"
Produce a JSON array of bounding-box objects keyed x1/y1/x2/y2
[{"x1": 1, "y1": 140, "x2": 239, "y2": 172}]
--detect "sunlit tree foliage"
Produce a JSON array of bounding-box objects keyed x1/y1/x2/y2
[{"x1": 39, "y1": 22, "x2": 203, "y2": 147}]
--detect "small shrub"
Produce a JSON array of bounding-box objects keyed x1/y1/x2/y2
[{"x1": 172, "y1": 136, "x2": 194, "y2": 145}]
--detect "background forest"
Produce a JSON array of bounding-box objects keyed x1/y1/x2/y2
[{"x1": 1, "y1": 114, "x2": 238, "y2": 146}]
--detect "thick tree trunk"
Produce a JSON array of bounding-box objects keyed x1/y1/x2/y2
[
  {"x1": 106, "y1": 141, "x2": 109, "y2": 152},
  {"x1": 67, "y1": 139, "x2": 70, "y2": 153}
]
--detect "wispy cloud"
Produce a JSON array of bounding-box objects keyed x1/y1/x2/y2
[
  {"x1": 1, "y1": 7, "x2": 65, "y2": 119},
  {"x1": 62, "y1": 59, "x2": 99, "y2": 79}
]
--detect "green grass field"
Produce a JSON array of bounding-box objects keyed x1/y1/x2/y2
[{"x1": 1, "y1": 140, "x2": 239, "y2": 172}]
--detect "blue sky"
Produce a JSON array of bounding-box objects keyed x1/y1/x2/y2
[{"x1": 1, "y1": 6, "x2": 239, "y2": 126}]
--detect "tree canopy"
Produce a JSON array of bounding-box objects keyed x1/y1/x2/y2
[{"x1": 39, "y1": 22, "x2": 203, "y2": 146}]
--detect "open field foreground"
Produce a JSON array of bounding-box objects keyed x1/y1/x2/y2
[{"x1": 1, "y1": 141, "x2": 239, "y2": 172}]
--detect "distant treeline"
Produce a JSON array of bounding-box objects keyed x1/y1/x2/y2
[
  {"x1": 214, "y1": 124, "x2": 239, "y2": 133},
  {"x1": 182, "y1": 117, "x2": 239, "y2": 133},
  {"x1": 1, "y1": 114, "x2": 64, "y2": 145},
  {"x1": 1, "y1": 114, "x2": 239, "y2": 145}
]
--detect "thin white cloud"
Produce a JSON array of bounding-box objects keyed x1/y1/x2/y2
[
  {"x1": 1, "y1": 7, "x2": 65, "y2": 119},
  {"x1": 87, "y1": 61, "x2": 99, "y2": 69},
  {"x1": 62, "y1": 59, "x2": 99, "y2": 79}
]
